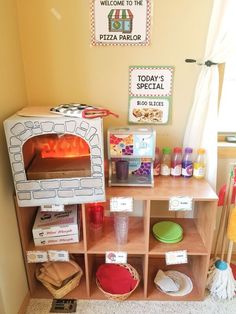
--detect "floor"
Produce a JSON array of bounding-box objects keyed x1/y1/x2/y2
[{"x1": 26, "y1": 294, "x2": 236, "y2": 314}]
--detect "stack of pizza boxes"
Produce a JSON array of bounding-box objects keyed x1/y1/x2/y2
[{"x1": 32, "y1": 205, "x2": 80, "y2": 246}]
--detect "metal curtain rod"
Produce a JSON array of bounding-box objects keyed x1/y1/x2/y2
[{"x1": 185, "y1": 59, "x2": 218, "y2": 67}]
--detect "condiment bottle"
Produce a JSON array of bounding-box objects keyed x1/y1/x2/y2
[
  {"x1": 160, "y1": 147, "x2": 171, "y2": 176},
  {"x1": 193, "y1": 148, "x2": 206, "y2": 179},
  {"x1": 181, "y1": 147, "x2": 193, "y2": 178},
  {"x1": 171, "y1": 147, "x2": 182, "y2": 177},
  {"x1": 153, "y1": 147, "x2": 161, "y2": 176}
]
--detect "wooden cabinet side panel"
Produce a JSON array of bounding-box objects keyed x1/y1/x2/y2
[
  {"x1": 190, "y1": 255, "x2": 208, "y2": 299},
  {"x1": 143, "y1": 200, "x2": 150, "y2": 250},
  {"x1": 194, "y1": 201, "x2": 217, "y2": 253},
  {"x1": 14, "y1": 198, "x2": 38, "y2": 293}
]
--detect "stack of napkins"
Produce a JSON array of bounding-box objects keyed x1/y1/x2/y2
[
  {"x1": 154, "y1": 270, "x2": 180, "y2": 293},
  {"x1": 96, "y1": 264, "x2": 138, "y2": 294},
  {"x1": 154, "y1": 269, "x2": 193, "y2": 296}
]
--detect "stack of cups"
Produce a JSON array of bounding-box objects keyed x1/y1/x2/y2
[
  {"x1": 113, "y1": 212, "x2": 129, "y2": 245},
  {"x1": 89, "y1": 204, "x2": 104, "y2": 230}
]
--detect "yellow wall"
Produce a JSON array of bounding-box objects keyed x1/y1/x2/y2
[
  {"x1": 0, "y1": 1, "x2": 28, "y2": 313},
  {"x1": 17, "y1": 0, "x2": 213, "y2": 148}
]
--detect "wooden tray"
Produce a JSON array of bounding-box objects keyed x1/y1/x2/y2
[{"x1": 27, "y1": 154, "x2": 91, "y2": 179}]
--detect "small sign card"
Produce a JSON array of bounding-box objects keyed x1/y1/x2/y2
[
  {"x1": 110, "y1": 197, "x2": 133, "y2": 212},
  {"x1": 48, "y1": 250, "x2": 69, "y2": 262},
  {"x1": 105, "y1": 251, "x2": 127, "y2": 264},
  {"x1": 128, "y1": 66, "x2": 174, "y2": 124},
  {"x1": 169, "y1": 196, "x2": 193, "y2": 211},
  {"x1": 40, "y1": 204, "x2": 65, "y2": 212},
  {"x1": 130, "y1": 66, "x2": 173, "y2": 97},
  {"x1": 27, "y1": 251, "x2": 48, "y2": 263},
  {"x1": 165, "y1": 250, "x2": 188, "y2": 265}
]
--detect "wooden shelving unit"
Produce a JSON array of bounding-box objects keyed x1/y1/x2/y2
[{"x1": 15, "y1": 176, "x2": 218, "y2": 301}]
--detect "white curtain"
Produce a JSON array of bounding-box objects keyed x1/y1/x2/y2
[{"x1": 183, "y1": 0, "x2": 236, "y2": 189}]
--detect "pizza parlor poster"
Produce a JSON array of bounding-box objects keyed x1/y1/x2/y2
[
  {"x1": 91, "y1": 0, "x2": 151, "y2": 46},
  {"x1": 129, "y1": 66, "x2": 174, "y2": 124}
]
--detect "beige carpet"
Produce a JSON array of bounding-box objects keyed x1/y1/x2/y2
[{"x1": 26, "y1": 295, "x2": 236, "y2": 314}]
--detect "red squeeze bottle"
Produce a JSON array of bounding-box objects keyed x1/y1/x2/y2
[
  {"x1": 153, "y1": 147, "x2": 161, "y2": 176},
  {"x1": 171, "y1": 147, "x2": 182, "y2": 177}
]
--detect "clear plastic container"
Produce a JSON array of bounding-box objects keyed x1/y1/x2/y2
[
  {"x1": 193, "y1": 148, "x2": 206, "y2": 179},
  {"x1": 181, "y1": 147, "x2": 193, "y2": 178},
  {"x1": 160, "y1": 147, "x2": 171, "y2": 176},
  {"x1": 171, "y1": 147, "x2": 182, "y2": 177},
  {"x1": 113, "y1": 212, "x2": 129, "y2": 245}
]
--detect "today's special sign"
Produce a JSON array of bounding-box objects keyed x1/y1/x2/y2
[
  {"x1": 91, "y1": 0, "x2": 151, "y2": 46},
  {"x1": 128, "y1": 66, "x2": 174, "y2": 124}
]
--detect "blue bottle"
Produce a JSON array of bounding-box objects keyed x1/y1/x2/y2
[{"x1": 181, "y1": 147, "x2": 193, "y2": 177}]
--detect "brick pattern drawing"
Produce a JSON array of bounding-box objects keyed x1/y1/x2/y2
[{"x1": 4, "y1": 115, "x2": 105, "y2": 207}]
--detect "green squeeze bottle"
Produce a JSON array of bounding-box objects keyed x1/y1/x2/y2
[{"x1": 160, "y1": 147, "x2": 171, "y2": 176}]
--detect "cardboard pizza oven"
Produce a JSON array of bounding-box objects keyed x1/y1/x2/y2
[{"x1": 4, "y1": 108, "x2": 105, "y2": 207}]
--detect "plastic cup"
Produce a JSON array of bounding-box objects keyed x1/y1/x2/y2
[
  {"x1": 113, "y1": 212, "x2": 129, "y2": 245},
  {"x1": 89, "y1": 204, "x2": 104, "y2": 230},
  {"x1": 115, "y1": 160, "x2": 129, "y2": 181}
]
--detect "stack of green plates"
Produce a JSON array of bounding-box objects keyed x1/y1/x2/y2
[{"x1": 152, "y1": 221, "x2": 183, "y2": 243}]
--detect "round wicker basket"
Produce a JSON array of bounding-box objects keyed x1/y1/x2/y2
[
  {"x1": 36, "y1": 265, "x2": 83, "y2": 299},
  {"x1": 96, "y1": 263, "x2": 140, "y2": 301}
]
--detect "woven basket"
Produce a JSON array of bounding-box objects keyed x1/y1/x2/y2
[
  {"x1": 36, "y1": 265, "x2": 83, "y2": 299},
  {"x1": 96, "y1": 263, "x2": 140, "y2": 301}
]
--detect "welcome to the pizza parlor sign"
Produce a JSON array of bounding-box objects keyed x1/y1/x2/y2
[{"x1": 91, "y1": 0, "x2": 151, "y2": 46}]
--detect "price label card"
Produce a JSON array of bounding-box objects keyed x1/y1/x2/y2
[
  {"x1": 27, "y1": 251, "x2": 48, "y2": 263},
  {"x1": 165, "y1": 250, "x2": 188, "y2": 265},
  {"x1": 105, "y1": 251, "x2": 127, "y2": 264},
  {"x1": 40, "y1": 204, "x2": 65, "y2": 212},
  {"x1": 110, "y1": 197, "x2": 133, "y2": 212},
  {"x1": 48, "y1": 250, "x2": 69, "y2": 262},
  {"x1": 169, "y1": 196, "x2": 193, "y2": 211}
]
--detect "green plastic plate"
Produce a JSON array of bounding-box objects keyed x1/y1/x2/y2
[
  {"x1": 153, "y1": 234, "x2": 183, "y2": 243},
  {"x1": 152, "y1": 221, "x2": 183, "y2": 241}
]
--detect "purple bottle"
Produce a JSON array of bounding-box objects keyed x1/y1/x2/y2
[{"x1": 181, "y1": 147, "x2": 193, "y2": 177}]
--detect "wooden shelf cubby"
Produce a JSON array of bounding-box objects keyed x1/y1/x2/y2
[
  {"x1": 147, "y1": 256, "x2": 207, "y2": 301},
  {"x1": 87, "y1": 254, "x2": 145, "y2": 300},
  {"x1": 15, "y1": 176, "x2": 217, "y2": 301},
  {"x1": 149, "y1": 218, "x2": 208, "y2": 256}
]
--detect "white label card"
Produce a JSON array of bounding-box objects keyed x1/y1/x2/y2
[
  {"x1": 40, "y1": 204, "x2": 65, "y2": 212},
  {"x1": 105, "y1": 251, "x2": 127, "y2": 264},
  {"x1": 169, "y1": 196, "x2": 193, "y2": 211},
  {"x1": 27, "y1": 251, "x2": 48, "y2": 263},
  {"x1": 110, "y1": 197, "x2": 133, "y2": 212},
  {"x1": 165, "y1": 250, "x2": 188, "y2": 265},
  {"x1": 48, "y1": 250, "x2": 69, "y2": 262}
]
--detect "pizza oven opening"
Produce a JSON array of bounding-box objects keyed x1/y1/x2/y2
[{"x1": 23, "y1": 134, "x2": 91, "y2": 180}]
